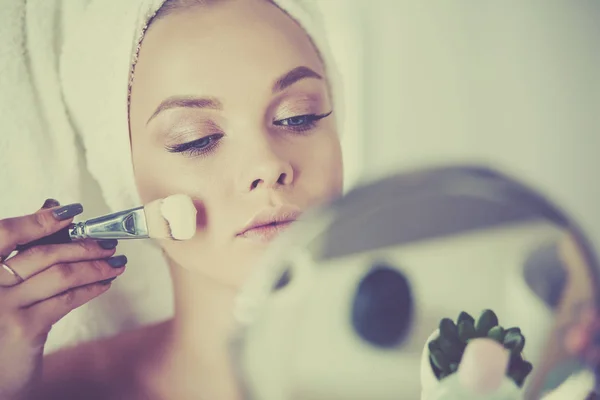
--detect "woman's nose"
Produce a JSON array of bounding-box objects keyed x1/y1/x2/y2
[{"x1": 236, "y1": 142, "x2": 294, "y2": 192}]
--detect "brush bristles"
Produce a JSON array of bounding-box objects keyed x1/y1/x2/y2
[{"x1": 144, "y1": 194, "x2": 197, "y2": 240}]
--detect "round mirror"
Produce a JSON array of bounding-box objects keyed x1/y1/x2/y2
[{"x1": 231, "y1": 165, "x2": 600, "y2": 400}]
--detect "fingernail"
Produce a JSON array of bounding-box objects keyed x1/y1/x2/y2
[
  {"x1": 52, "y1": 204, "x2": 83, "y2": 221},
  {"x1": 99, "y1": 277, "x2": 116, "y2": 285},
  {"x1": 42, "y1": 198, "x2": 60, "y2": 209},
  {"x1": 107, "y1": 255, "x2": 127, "y2": 268},
  {"x1": 97, "y1": 239, "x2": 118, "y2": 250}
]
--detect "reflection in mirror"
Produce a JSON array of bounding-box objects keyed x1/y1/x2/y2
[{"x1": 231, "y1": 166, "x2": 599, "y2": 400}]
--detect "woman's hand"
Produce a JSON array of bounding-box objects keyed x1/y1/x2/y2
[{"x1": 0, "y1": 199, "x2": 127, "y2": 400}]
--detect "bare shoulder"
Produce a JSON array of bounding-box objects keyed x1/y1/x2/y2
[{"x1": 32, "y1": 321, "x2": 169, "y2": 400}]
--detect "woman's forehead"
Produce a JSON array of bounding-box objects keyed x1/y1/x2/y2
[
  {"x1": 131, "y1": 0, "x2": 328, "y2": 126},
  {"x1": 130, "y1": 0, "x2": 325, "y2": 113}
]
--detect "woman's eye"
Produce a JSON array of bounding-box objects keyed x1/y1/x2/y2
[
  {"x1": 281, "y1": 115, "x2": 310, "y2": 126},
  {"x1": 165, "y1": 134, "x2": 223, "y2": 157},
  {"x1": 274, "y1": 111, "x2": 333, "y2": 132}
]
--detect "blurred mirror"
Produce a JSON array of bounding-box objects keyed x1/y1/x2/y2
[{"x1": 231, "y1": 165, "x2": 599, "y2": 400}]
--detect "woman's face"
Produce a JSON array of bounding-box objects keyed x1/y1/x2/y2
[{"x1": 129, "y1": 0, "x2": 343, "y2": 287}]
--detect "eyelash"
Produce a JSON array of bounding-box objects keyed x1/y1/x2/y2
[
  {"x1": 166, "y1": 110, "x2": 333, "y2": 158},
  {"x1": 272, "y1": 110, "x2": 333, "y2": 133},
  {"x1": 165, "y1": 134, "x2": 223, "y2": 158}
]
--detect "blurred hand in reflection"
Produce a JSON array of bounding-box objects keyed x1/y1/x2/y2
[{"x1": 565, "y1": 305, "x2": 600, "y2": 364}]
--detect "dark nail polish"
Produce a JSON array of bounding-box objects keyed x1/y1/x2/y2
[
  {"x1": 99, "y1": 277, "x2": 116, "y2": 285},
  {"x1": 52, "y1": 204, "x2": 83, "y2": 221},
  {"x1": 42, "y1": 198, "x2": 60, "y2": 209},
  {"x1": 107, "y1": 255, "x2": 127, "y2": 268},
  {"x1": 98, "y1": 239, "x2": 118, "y2": 250}
]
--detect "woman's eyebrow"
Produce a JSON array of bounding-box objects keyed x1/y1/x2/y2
[
  {"x1": 147, "y1": 96, "x2": 222, "y2": 125},
  {"x1": 272, "y1": 66, "x2": 323, "y2": 93},
  {"x1": 146, "y1": 66, "x2": 322, "y2": 125}
]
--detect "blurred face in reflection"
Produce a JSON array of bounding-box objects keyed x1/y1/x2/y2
[{"x1": 128, "y1": 0, "x2": 343, "y2": 288}]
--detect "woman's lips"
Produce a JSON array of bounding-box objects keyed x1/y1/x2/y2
[
  {"x1": 236, "y1": 204, "x2": 302, "y2": 243},
  {"x1": 238, "y1": 220, "x2": 295, "y2": 243}
]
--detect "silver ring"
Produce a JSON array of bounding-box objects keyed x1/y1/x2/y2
[{"x1": 0, "y1": 261, "x2": 24, "y2": 285}]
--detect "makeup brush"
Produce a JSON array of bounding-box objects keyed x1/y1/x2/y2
[{"x1": 16, "y1": 194, "x2": 197, "y2": 251}]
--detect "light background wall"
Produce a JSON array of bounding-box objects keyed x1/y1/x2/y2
[{"x1": 313, "y1": 0, "x2": 599, "y2": 246}]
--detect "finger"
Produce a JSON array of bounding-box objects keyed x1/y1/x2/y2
[
  {"x1": 15, "y1": 198, "x2": 64, "y2": 252},
  {"x1": 0, "y1": 261, "x2": 24, "y2": 287},
  {"x1": 5, "y1": 239, "x2": 118, "y2": 281},
  {"x1": 0, "y1": 203, "x2": 83, "y2": 258},
  {"x1": 12, "y1": 199, "x2": 65, "y2": 252},
  {"x1": 23, "y1": 280, "x2": 114, "y2": 333},
  {"x1": 11, "y1": 255, "x2": 126, "y2": 307}
]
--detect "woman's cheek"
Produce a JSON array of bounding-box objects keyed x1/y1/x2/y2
[{"x1": 306, "y1": 133, "x2": 344, "y2": 198}]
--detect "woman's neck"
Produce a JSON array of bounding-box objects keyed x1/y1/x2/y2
[
  {"x1": 172, "y1": 266, "x2": 238, "y2": 360},
  {"x1": 145, "y1": 262, "x2": 242, "y2": 400}
]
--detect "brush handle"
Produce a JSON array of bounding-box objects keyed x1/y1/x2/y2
[
  {"x1": 14, "y1": 206, "x2": 149, "y2": 252},
  {"x1": 69, "y1": 206, "x2": 149, "y2": 240},
  {"x1": 15, "y1": 225, "x2": 73, "y2": 252}
]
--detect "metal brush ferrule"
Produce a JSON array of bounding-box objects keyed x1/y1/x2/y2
[{"x1": 68, "y1": 206, "x2": 149, "y2": 240}]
